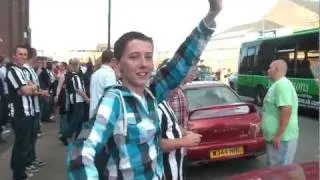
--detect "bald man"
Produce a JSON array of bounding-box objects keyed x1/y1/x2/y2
[{"x1": 262, "y1": 59, "x2": 299, "y2": 166}]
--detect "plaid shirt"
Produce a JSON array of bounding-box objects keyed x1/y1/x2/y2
[
  {"x1": 167, "y1": 86, "x2": 188, "y2": 128},
  {"x1": 67, "y1": 19, "x2": 215, "y2": 180}
]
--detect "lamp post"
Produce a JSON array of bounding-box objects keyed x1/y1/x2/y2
[{"x1": 107, "y1": 0, "x2": 111, "y2": 50}]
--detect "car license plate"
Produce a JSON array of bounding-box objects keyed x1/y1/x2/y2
[{"x1": 210, "y1": 147, "x2": 244, "y2": 159}]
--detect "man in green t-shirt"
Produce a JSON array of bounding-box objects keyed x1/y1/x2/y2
[{"x1": 262, "y1": 59, "x2": 299, "y2": 166}]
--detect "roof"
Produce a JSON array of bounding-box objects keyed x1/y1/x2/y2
[
  {"x1": 293, "y1": 27, "x2": 320, "y2": 35},
  {"x1": 215, "y1": 0, "x2": 318, "y2": 36},
  {"x1": 289, "y1": 0, "x2": 319, "y2": 13},
  {"x1": 242, "y1": 27, "x2": 319, "y2": 44},
  {"x1": 220, "y1": 20, "x2": 283, "y2": 34}
]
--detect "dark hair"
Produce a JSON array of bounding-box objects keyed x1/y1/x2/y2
[
  {"x1": 61, "y1": 62, "x2": 68, "y2": 69},
  {"x1": 114, "y1": 31, "x2": 153, "y2": 60},
  {"x1": 27, "y1": 47, "x2": 37, "y2": 59},
  {"x1": 101, "y1": 50, "x2": 114, "y2": 64},
  {"x1": 47, "y1": 61, "x2": 53, "y2": 70},
  {"x1": 13, "y1": 45, "x2": 28, "y2": 55},
  {"x1": 86, "y1": 61, "x2": 93, "y2": 72}
]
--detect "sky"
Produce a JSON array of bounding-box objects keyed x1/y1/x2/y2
[{"x1": 30, "y1": 0, "x2": 279, "y2": 54}]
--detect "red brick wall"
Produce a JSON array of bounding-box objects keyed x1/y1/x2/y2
[{"x1": 0, "y1": 0, "x2": 29, "y2": 57}]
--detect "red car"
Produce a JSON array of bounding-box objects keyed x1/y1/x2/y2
[
  {"x1": 228, "y1": 161, "x2": 319, "y2": 180},
  {"x1": 184, "y1": 81, "x2": 265, "y2": 164}
]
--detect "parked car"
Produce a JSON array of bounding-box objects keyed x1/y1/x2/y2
[
  {"x1": 194, "y1": 65, "x2": 216, "y2": 81},
  {"x1": 184, "y1": 81, "x2": 265, "y2": 165},
  {"x1": 228, "y1": 73, "x2": 238, "y2": 90},
  {"x1": 228, "y1": 161, "x2": 319, "y2": 180}
]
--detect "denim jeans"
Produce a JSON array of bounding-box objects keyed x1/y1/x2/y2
[{"x1": 266, "y1": 138, "x2": 298, "y2": 166}]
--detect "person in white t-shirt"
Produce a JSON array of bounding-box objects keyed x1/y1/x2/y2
[{"x1": 89, "y1": 50, "x2": 117, "y2": 118}]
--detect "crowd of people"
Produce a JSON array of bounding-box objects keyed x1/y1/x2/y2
[
  {"x1": 0, "y1": 0, "x2": 221, "y2": 178},
  {"x1": 0, "y1": 0, "x2": 300, "y2": 179},
  {"x1": 0, "y1": 45, "x2": 100, "y2": 179},
  {"x1": 0, "y1": 41, "x2": 201, "y2": 180}
]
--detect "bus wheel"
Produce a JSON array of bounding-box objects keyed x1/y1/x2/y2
[{"x1": 255, "y1": 87, "x2": 265, "y2": 106}]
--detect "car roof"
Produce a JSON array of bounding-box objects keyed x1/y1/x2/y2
[{"x1": 185, "y1": 81, "x2": 227, "y2": 89}]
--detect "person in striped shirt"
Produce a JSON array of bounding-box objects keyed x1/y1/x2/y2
[
  {"x1": 159, "y1": 101, "x2": 202, "y2": 180},
  {"x1": 6, "y1": 45, "x2": 40, "y2": 180},
  {"x1": 22, "y1": 47, "x2": 49, "y2": 173},
  {"x1": 62, "y1": 58, "x2": 90, "y2": 144},
  {"x1": 156, "y1": 60, "x2": 202, "y2": 180},
  {"x1": 67, "y1": 1, "x2": 222, "y2": 179}
]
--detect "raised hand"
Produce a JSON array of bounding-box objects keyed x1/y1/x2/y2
[
  {"x1": 204, "y1": 0, "x2": 223, "y2": 27},
  {"x1": 209, "y1": 0, "x2": 223, "y2": 14}
]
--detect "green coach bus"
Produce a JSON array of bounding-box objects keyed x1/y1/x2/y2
[{"x1": 236, "y1": 28, "x2": 319, "y2": 110}]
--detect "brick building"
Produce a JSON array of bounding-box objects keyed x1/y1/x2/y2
[{"x1": 0, "y1": 0, "x2": 30, "y2": 57}]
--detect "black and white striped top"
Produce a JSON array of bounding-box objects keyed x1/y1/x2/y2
[
  {"x1": 69, "y1": 72, "x2": 85, "y2": 104},
  {"x1": 23, "y1": 64, "x2": 40, "y2": 113},
  {"x1": 159, "y1": 101, "x2": 184, "y2": 180},
  {"x1": 6, "y1": 64, "x2": 35, "y2": 118},
  {"x1": 47, "y1": 69, "x2": 56, "y2": 84}
]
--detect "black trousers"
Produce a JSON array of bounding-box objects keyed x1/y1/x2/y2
[
  {"x1": 11, "y1": 116, "x2": 34, "y2": 179},
  {"x1": 40, "y1": 97, "x2": 52, "y2": 122},
  {"x1": 65, "y1": 102, "x2": 85, "y2": 139},
  {"x1": 0, "y1": 94, "x2": 9, "y2": 127},
  {"x1": 83, "y1": 103, "x2": 90, "y2": 122},
  {"x1": 26, "y1": 115, "x2": 38, "y2": 165}
]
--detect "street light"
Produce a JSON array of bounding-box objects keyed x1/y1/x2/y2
[{"x1": 108, "y1": 0, "x2": 111, "y2": 50}]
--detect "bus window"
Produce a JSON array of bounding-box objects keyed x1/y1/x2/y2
[
  {"x1": 309, "y1": 51, "x2": 320, "y2": 80},
  {"x1": 256, "y1": 43, "x2": 275, "y2": 75},
  {"x1": 239, "y1": 47, "x2": 256, "y2": 74},
  {"x1": 239, "y1": 48, "x2": 246, "y2": 74},
  {"x1": 247, "y1": 47, "x2": 256, "y2": 62},
  {"x1": 247, "y1": 47, "x2": 256, "y2": 73},
  {"x1": 297, "y1": 50, "x2": 319, "y2": 79},
  {"x1": 276, "y1": 45, "x2": 296, "y2": 77},
  {"x1": 296, "y1": 51, "x2": 310, "y2": 78}
]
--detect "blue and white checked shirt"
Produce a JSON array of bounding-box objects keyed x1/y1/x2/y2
[{"x1": 67, "y1": 19, "x2": 215, "y2": 180}]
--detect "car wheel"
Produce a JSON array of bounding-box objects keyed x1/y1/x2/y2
[{"x1": 254, "y1": 86, "x2": 265, "y2": 106}]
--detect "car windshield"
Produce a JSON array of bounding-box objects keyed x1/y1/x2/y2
[
  {"x1": 185, "y1": 86, "x2": 241, "y2": 109},
  {"x1": 197, "y1": 66, "x2": 212, "y2": 74}
]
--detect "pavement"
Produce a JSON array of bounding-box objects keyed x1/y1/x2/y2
[
  {"x1": 0, "y1": 121, "x2": 67, "y2": 180},
  {"x1": 0, "y1": 108, "x2": 318, "y2": 180}
]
